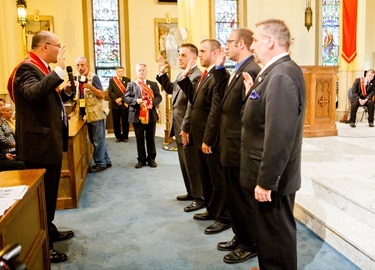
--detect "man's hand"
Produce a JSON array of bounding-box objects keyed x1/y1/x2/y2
[
  {"x1": 181, "y1": 59, "x2": 196, "y2": 79},
  {"x1": 202, "y1": 143, "x2": 212, "y2": 154},
  {"x1": 115, "y1": 97, "x2": 122, "y2": 105},
  {"x1": 359, "y1": 98, "x2": 368, "y2": 106},
  {"x1": 254, "y1": 185, "x2": 272, "y2": 202},
  {"x1": 57, "y1": 44, "x2": 66, "y2": 70},
  {"x1": 243, "y1": 72, "x2": 254, "y2": 95},
  {"x1": 180, "y1": 130, "x2": 189, "y2": 146},
  {"x1": 158, "y1": 56, "x2": 167, "y2": 74},
  {"x1": 5, "y1": 153, "x2": 15, "y2": 161},
  {"x1": 215, "y1": 47, "x2": 227, "y2": 66}
]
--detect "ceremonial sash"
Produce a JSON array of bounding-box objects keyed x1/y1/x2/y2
[
  {"x1": 360, "y1": 77, "x2": 367, "y2": 97},
  {"x1": 8, "y1": 52, "x2": 57, "y2": 102},
  {"x1": 114, "y1": 76, "x2": 126, "y2": 94},
  {"x1": 137, "y1": 80, "x2": 154, "y2": 124}
]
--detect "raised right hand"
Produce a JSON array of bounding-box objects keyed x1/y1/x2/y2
[
  {"x1": 157, "y1": 55, "x2": 167, "y2": 74},
  {"x1": 216, "y1": 47, "x2": 227, "y2": 66}
]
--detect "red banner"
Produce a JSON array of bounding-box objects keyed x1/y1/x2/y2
[{"x1": 342, "y1": 0, "x2": 358, "y2": 63}]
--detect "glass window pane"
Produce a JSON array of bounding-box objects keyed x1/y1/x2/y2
[{"x1": 321, "y1": 0, "x2": 340, "y2": 66}]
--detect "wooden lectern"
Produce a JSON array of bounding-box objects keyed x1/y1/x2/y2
[{"x1": 301, "y1": 66, "x2": 338, "y2": 137}]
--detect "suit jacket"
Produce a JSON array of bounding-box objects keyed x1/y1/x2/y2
[
  {"x1": 13, "y1": 62, "x2": 72, "y2": 164},
  {"x1": 125, "y1": 79, "x2": 162, "y2": 123},
  {"x1": 108, "y1": 76, "x2": 131, "y2": 109},
  {"x1": 351, "y1": 77, "x2": 375, "y2": 100},
  {"x1": 214, "y1": 56, "x2": 261, "y2": 167},
  {"x1": 241, "y1": 55, "x2": 306, "y2": 195},
  {"x1": 178, "y1": 68, "x2": 223, "y2": 150},
  {"x1": 156, "y1": 67, "x2": 201, "y2": 144}
]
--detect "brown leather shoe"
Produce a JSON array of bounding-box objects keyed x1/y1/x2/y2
[
  {"x1": 193, "y1": 211, "x2": 214, "y2": 221},
  {"x1": 184, "y1": 200, "x2": 205, "y2": 212},
  {"x1": 217, "y1": 236, "x2": 238, "y2": 251},
  {"x1": 223, "y1": 247, "x2": 257, "y2": 264},
  {"x1": 50, "y1": 249, "x2": 68, "y2": 263},
  {"x1": 176, "y1": 194, "x2": 193, "y2": 201}
]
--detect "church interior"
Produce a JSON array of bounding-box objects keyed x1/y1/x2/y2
[{"x1": 0, "y1": 0, "x2": 374, "y2": 269}]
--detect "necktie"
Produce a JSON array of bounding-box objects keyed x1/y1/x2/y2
[{"x1": 197, "y1": 69, "x2": 208, "y2": 89}]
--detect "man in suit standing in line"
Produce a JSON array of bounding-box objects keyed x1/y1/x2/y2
[
  {"x1": 8, "y1": 30, "x2": 75, "y2": 263},
  {"x1": 213, "y1": 28, "x2": 260, "y2": 264},
  {"x1": 241, "y1": 19, "x2": 306, "y2": 270},
  {"x1": 108, "y1": 66, "x2": 131, "y2": 142},
  {"x1": 349, "y1": 68, "x2": 375, "y2": 127},
  {"x1": 125, "y1": 63, "x2": 162, "y2": 168},
  {"x1": 156, "y1": 44, "x2": 205, "y2": 212},
  {"x1": 179, "y1": 39, "x2": 230, "y2": 234}
]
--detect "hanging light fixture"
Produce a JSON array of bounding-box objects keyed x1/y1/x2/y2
[
  {"x1": 16, "y1": 0, "x2": 28, "y2": 27},
  {"x1": 305, "y1": 0, "x2": 313, "y2": 31}
]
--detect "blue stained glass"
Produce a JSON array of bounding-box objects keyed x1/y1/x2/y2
[
  {"x1": 321, "y1": 0, "x2": 340, "y2": 66},
  {"x1": 92, "y1": 0, "x2": 120, "y2": 89}
]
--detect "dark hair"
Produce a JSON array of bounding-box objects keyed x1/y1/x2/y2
[
  {"x1": 179, "y1": 43, "x2": 198, "y2": 56},
  {"x1": 200, "y1": 39, "x2": 221, "y2": 51},
  {"x1": 233, "y1": 28, "x2": 254, "y2": 50}
]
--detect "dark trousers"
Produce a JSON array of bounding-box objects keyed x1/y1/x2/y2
[
  {"x1": 0, "y1": 159, "x2": 25, "y2": 171},
  {"x1": 112, "y1": 108, "x2": 129, "y2": 140},
  {"x1": 252, "y1": 192, "x2": 297, "y2": 270},
  {"x1": 25, "y1": 162, "x2": 62, "y2": 249},
  {"x1": 198, "y1": 149, "x2": 229, "y2": 223},
  {"x1": 349, "y1": 98, "x2": 374, "y2": 123},
  {"x1": 133, "y1": 121, "x2": 156, "y2": 162},
  {"x1": 177, "y1": 143, "x2": 204, "y2": 200},
  {"x1": 224, "y1": 166, "x2": 256, "y2": 251}
]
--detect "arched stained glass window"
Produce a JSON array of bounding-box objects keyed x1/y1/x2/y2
[
  {"x1": 214, "y1": 0, "x2": 238, "y2": 68},
  {"x1": 321, "y1": 0, "x2": 340, "y2": 66},
  {"x1": 92, "y1": 0, "x2": 120, "y2": 88}
]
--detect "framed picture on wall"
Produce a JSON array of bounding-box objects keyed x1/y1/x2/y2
[
  {"x1": 25, "y1": 14, "x2": 54, "y2": 52},
  {"x1": 154, "y1": 17, "x2": 178, "y2": 61}
]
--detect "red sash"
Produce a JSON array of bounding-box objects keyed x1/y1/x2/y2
[
  {"x1": 114, "y1": 76, "x2": 126, "y2": 94},
  {"x1": 360, "y1": 77, "x2": 367, "y2": 97},
  {"x1": 137, "y1": 80, "x2": 154, "y2": 124},
  {"x1": 8, "y1": 52, "x2": 56, "y2": 101}
]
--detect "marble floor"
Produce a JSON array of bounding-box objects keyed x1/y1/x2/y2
[{"x1": 296, "y1": 121, "x2": 375, "y2": 269}]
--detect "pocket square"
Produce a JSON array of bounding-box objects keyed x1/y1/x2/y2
[{"x1": 249, "y1": 89, "x2": 260, "y2": 99}]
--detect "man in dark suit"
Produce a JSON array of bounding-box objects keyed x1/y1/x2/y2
[
  {"x1": 178, "y1": 39, "x2": 230, "y2": 234},
  {"x1": 156, "y1": 44, "x2": 205, "y2": 212},
  {"x1": 8, "y1": 30, "x2": 75, "y2": 263},
  {"x1": 241, "y1": 19, "x2": 306, "y2": 270},
  {"x1": 349, "y1": 68, "x2": 375, "y2": 127},
  {"x1": 213, "y1": 28, "x2": 260, "y2": 264},
  {"x1": 125, "y1": 63, "x2": 162, "y2": 168},
  {"x1": 108, "y1": 66, "x2": 131, "y2": 142}
]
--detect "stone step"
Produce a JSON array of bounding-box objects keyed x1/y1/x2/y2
[{"x1": 295, "y1": 189, "x2": 375, "y2": 270}]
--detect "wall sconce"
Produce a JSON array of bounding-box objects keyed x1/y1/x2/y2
[
  {"x1": 305, "y1": 0, "x2": 313, "y2": 31},
  {"x1": 16, "y1": 0, "x2": 28, "y2": 27}
]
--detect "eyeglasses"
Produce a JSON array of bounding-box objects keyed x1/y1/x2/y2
[
  {"x1": 45, "y1": 42, "x2": 61, "y2": 48},
  {"x1": 226, "y1": 39, "x2": 239, "y2": 45}
]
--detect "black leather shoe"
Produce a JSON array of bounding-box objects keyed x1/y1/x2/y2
[
  {"x1": 106, "y1": 163, "x2": 112, "y2": 168},
  {"x1": 217, "y1": 237, "x2": 238, "y2": 251},
  {"x1": 204, "y1": 221, "x2": 231, "y2": 234},
  {"x1": 135, "y1": 161, "x2": 146, "y2": 168},
  {"x1": 223, "y1": 247, "x2": 257, "y2": 264},
  {"x1": 148, "y1": 160, "x2": 157, "y2": 168},
  {"x1": 350, "y1": 122, "x2": 356, "y2": 128},
  {"x1": 90, "y1": 165, "x2": 107, "y2": 173},
  {"x1": 184, "y1": 200, "x2": 205, "y2": 212},
  {"x1": 193, "y1": 211, "x2": 214, "y2": 221},
  {"x1": 369, "y1": 122, "x2": 374, "y2": 127},
  {"x1": 50, "y1": 249, "x2": 68, "y2": 263},
  {"x1": 53, "y1": 230, "x2": 74, "y2": 242},
  {"x1": 176, "y1": 194, "x2": 193, "y2": 201}
]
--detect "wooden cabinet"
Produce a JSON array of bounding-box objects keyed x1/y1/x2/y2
[
  {"x1": 0, "y1": 169, "x2": 50, "y2": 270},
  {"x1": 58, "y1": 115, "x2": 93, "y2": 209}
]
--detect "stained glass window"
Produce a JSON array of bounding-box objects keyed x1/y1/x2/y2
[
  {"x1": 321, "y1": 0, "x2": 340, "y2": 66},
  {"x1": 92, "y1": 0, "x2": 120, "y2": 88},
  {"x1": 214, "y1": 0, "x2": 238, "y2": 69}
]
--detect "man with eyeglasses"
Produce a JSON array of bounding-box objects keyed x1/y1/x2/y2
[
  {"x1": 8, "y1": 30, "x2": 75, "y2": 264},
  {"x1": 213, "y1": 28, "x2": 260, "y2": 264}
]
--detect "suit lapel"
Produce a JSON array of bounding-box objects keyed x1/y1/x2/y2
[
  {"x1": 243, "y1": 55, "x2": 291, "y2": 105},
  {"x1": 194, "y1": 68, "x2": 212, "y2": 102}
]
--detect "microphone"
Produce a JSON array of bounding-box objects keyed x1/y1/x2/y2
[{"x1": 66, "y1": 66, "x2": 76, "y2": 95}]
